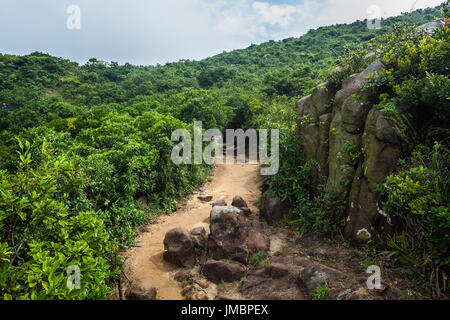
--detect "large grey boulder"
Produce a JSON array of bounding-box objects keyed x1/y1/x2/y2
[
  {"x1": 334, "y1": 60, "x2": 386, "y2": 108},
  {"x1": 326, "y1": 60, "x2": 386, "y2": 197}
]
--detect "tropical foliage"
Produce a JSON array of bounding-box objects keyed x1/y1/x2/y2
[{"x1": 0, "y1": 5, "x2": 446, "y2": 299}]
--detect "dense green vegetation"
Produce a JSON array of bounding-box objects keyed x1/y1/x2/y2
[
  {"x1": 0, "y1": 5, "x2": 446, "y2": 299},
  {"x1": 254, "y1": 6, "x2": 449, "y2": 296}
]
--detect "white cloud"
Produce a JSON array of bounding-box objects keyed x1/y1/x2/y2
[
  {"x1": 313, "y1": 0, "x2": 443, "y2": 26},
  {"x1": 0, "y1": 0, "x2": 443, "y2": 65},
  {"x1": 252, "y1": 2, "x2": 303, "y2": 28}
]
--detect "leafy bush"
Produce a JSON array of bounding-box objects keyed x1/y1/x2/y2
[
  {"x1": 0, "y1": 108, "x2": 211, "y2": 299},
  {"x1": 0, "y1": 141, "x2": 111, "y2": 299},
  {"x1": 380, "y1": 144, "x2": 449, "y2": 295}
]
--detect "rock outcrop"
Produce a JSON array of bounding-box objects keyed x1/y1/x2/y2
[
  {"x1": 417, "y1": 19, "x2": 445, "y2": 35},
  {"x1": 296, "y1": 60, "x2": 407, "y2": 243}
]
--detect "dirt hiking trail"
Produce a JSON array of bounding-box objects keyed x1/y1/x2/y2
[{"x1": 123, "y1": 160, "x2": 263, "y2": 300}]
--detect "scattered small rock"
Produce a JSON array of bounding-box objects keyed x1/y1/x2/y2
[
  {"x1": 337, "y1": 288, "x2": 353, "y2": 300},
  {"x1": 212, "y1": 199, "x2": 227, "y2": 207},
  {"x1": 194, "y1": 278, "x2": 210, "y2": 289},
  {"x1": 240, "y1": 207, "x2": 252, "y2": 216},
  {"x1": 308, "y1": 247, "x2": 331, "y2": 259},
  {"x1": 190, "y1": 227, "x2": 207, "y2": 249},
  {"x1": 174, "y1": 269, "x2": 196, "y2": 282},
  {"x1": 181, "y1": 283, "x2": 208, "y2": 300},
  {"x1": 215, "y1": 293, "x2": 246, "y2": 300},
  {"x1": 189, "y1": 291, "x2": 208, "y2": 300},
  {"x1": 198, "y1": 195, "x2": 213, "y2": 202},
  {"x1": 347, "y1": 287, "x2": 371, "y2": 300},
  {"x1": 191, "y1": 227, "x2": 206, "y2": 237},
  {"x1": 298, "y1": 263, "x2": 343, "y2": 294},
  {"x1": 269, "y1": 236, "x2": 284, "y2": 255},
  {"x1": 125, "y1": 280, "x2": 157, "y2": 300},
  {"x1": 231, "y1": 195, "x2": 248, "y2": 209}
]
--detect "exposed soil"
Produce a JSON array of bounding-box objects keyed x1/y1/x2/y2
[
  {"x1": 211, "y1": 226, "x2": 429, "y2": 300},
  {"x1": 122, "y1": 156, "x2": 433, "y2": 301},
  {"x1": 122, "y1": 160, "x2": 263, "y2": 300}
]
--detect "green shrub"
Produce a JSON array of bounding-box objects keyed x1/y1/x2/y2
[
  {"x1": 0, "y1": 141, "x2": 111, "y2": 299},
  {"x1": 251, "y1": 251, "x2": 269, "y2": 268},
  {"x1": 380, "y1": 144, "x2": 449, "y2": 295}
]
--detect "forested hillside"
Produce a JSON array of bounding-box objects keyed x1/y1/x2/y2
[{"x1": 0, "y1": 6, "x2": 447, "y2": 299}]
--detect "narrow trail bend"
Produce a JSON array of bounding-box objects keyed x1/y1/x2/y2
[{"x1": 123, "y1": 160, "x2": 263, "y2": 300}]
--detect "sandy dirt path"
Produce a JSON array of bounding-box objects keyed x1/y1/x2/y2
[{"x1": 123, "y1": 160, "x2": 263, "y2": 300}]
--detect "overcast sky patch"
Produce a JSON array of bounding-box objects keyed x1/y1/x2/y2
[{"x1": 0, "y1": 0, "x2": 442, "y2": 65}]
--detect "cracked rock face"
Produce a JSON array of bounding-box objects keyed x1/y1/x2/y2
[
  {"x1": 296, "y1": 60, "x2": 407, "y2": 243},
  {"x1": 208, "y1": 205, "x2": 269, "y2": 264}
]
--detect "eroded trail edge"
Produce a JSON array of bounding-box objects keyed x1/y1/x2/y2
[{"x1": 123, "y1": 161, "x2": 263, "y2": 300}]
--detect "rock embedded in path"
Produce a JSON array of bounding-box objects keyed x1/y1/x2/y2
[
  {"x1": 174, "y1": 269, "x2": 196, "y2": 283},
  {"x1": 265, "y1": 263, "x2": 291, "y2": 279},
  {"x1": 259, "y1": 190, "x2": 291, "y2": 225},
  {"x1": 202, "y1": 260, "x2": 246, "y2": 284},
  {"x1": 239, "y1": 271, "x2": 304, "y2": 300},
  {"x1": 209, "y1": 206, "x2": 244, "y2": 236},
  {"x1": 231, "y1": 195, "x2": 248, "y2": 209},
  {"x1": 191, "y1": 226, "x2": 206, "y2": 237},
  {"x1": 198, "y1": 195, "x2": 213, "y2": 202},
  {"x1": 163, "y1": 227, "x2": 196, "y2": 267},
  {"x1": 240, "y1": 207, "x2": 252, "y2": 216},
  {"x1": 345, "y1": 287, "x2": 371, "y2": 300},
  {"x1": 247, "y1": 263, "x2": 291, "y2": 280},
  {"x1": 125, "y1": 280, "x2": 157, "y2": 300},
  {"x1": 212, "y1": 199, "x2": 227, "y2": 207}
]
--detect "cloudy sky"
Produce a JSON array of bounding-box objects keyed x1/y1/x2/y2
[{"x1": 0, "y1": 0, "x2": 443, "y2": 65}]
